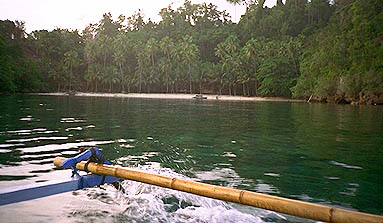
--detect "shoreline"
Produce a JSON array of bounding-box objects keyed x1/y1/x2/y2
[{"x1": 33, "y1": 92, "x2": 304, "y2": 102}]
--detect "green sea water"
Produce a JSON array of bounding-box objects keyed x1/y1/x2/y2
[{"x1": 0, "y1": 94, "x2": 382, "y2": 222}]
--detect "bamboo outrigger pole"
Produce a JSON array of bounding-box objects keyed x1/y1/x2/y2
[{"x1": 54, "y1": 157, "x2": 382, "y2": 223}]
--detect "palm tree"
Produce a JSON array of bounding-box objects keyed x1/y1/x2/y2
[
  {"x1": 91, "y1": 63, "x2": 103, "y2": 92},
  {"x1": 241, "y1": 38, "x2": 262, "y2": 96},
  {"x1": 145, "y1": 38, "x2": 159, "y2": 93},
  {"x1": 171, "y1": 43, "x2": 184, "y2": 93},
  {"x1": 227, "y1": 0, "x2": 242, "y2": 21},
  {"x1": 64, "y1": 50, "x2": 79, "y2": 91},
  {"x1": 104, "y1": 65, "x2": 119, "y2": 92},
  {"x1": 159, "y1": 36, "x2": 174, "y2": 93},
  {"x1": 195, "y1": 61, "x2": 214, "y2": 94},
  {"x1": 215, "y1": 34, "x2": 241, "y2": 95},
  {"x1": 136, "y1": 50, "x2": 149, "y2": 93},
  {"x1": 113, "y1": 33, "x2": 127, "y2": 92},
  {"x1": 84, "y1": 39, "x2": 97, "y2": 91},
  {"x1": 180, "y1": 35, "x2": 199, "y2": 94},
  {"x1": 113, "y1": 50, "x2": 125, "y2": 92},
  {"x1": 96, "y1": 35, "x2": 112, "y2": 88}
]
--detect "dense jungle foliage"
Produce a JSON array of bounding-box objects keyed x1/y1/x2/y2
[{"x1": 1, "y1": 0, "x2": 382, "y2": 104}]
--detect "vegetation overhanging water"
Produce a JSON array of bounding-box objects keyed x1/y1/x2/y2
[{"x1": 1, "y1": 0, "x2": 382, "y2": 105}]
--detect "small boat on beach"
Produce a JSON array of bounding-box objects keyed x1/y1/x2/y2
[
  {"x1": 66, "y1": 90, "x2": 77, "y2": 96},
  {"x1": 193, "y1": 94, "x2": 207, "y2": 99}
]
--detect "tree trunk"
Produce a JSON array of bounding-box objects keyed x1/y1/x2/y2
[
  {"x1": 287, "y1": 47, "x2": 299, "y2": 77},
  {"x1": 219, "y1": 77, "x2": 223, "y2": 95},
  {"x1": 104, "y1": 55, "x2": 106, "y2": 69},
  {"x1": 120, "y1": 63, "x2": 124, "y2": 93},
  {"x1": 165, "y1": 53, "x2": 170, "y2": 94},
  {"x1": 254, "y1": 79, "x2": 258, "y2": 96},
  {"x1": 69, "y1": 65, "x2": 72, "y2": 91},
  {"x1": 188, "y1": 63, "x2": 192, "y2": 94},
  {"x1": 103, "y1": 54, "x2": 107, "y2": 91},
  {"x1": 151, "y1": 52, "x2": 155, "y2": 93},
  {"x1": 243, "y1": 83, "x2": 246, "y2": 96},
  {"x1": 199, "y1": 80, "x2": 202, "y2": 94},
  {"x1": 166, "y1": 76, "x2": 169, "y2": 93}
]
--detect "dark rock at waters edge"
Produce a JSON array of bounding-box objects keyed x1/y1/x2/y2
[
  {"x1": 358, "y1": 92, "x2": 383, "y2": 105},
  {"x1": 309, "y1": 92, "x2": 383, "y2": 105}
]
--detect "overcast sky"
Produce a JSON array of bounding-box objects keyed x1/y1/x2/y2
[{"x1": 0, "y1": 0, "x2": 278, "y2": 33}]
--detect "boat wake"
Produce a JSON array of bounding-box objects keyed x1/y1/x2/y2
[{"x1": 67, "y1": 162, "x2": 287, "y2": 223}]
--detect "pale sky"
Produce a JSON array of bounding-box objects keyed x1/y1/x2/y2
[{"x1": 0, "y1": 0, "x2": 278, "y2": 33}]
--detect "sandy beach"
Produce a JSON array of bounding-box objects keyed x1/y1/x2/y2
[{"x1": 33, "y1": 92, "x2": 304, "y2": 102}]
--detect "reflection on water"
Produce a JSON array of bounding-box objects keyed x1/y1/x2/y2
[{"x1": 0, "y1": 94, "x2": 382, "y2": 222}]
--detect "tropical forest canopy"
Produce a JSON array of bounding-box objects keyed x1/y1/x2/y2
[{"x1": 0, "y1": 0, "x2": 382, "y2": 104}]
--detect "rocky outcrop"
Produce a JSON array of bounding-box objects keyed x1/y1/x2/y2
[{"x1": 307, "y1": 92, "x2": 383, "y2": 105}]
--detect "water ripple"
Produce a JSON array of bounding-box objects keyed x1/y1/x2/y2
[
  {"x1": 0, "y1": 143, "x2": 25, "y2": 148},
  {"x1": 6, "y1": 136, "x2": 68, "y2": 143},
  {"x1": 20, "y1": 140, "x2": 114, "y2": 153},
  {"x1": 329, "y1": 161, "x2": 363, "y2": 170}
]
